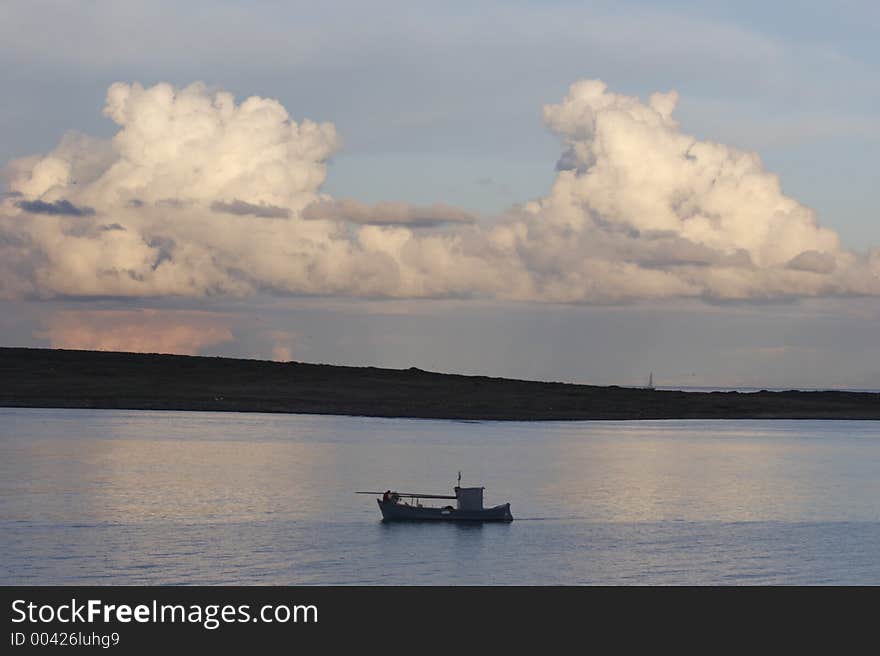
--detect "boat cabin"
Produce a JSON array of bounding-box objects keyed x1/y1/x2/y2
[{"x1": 454, "y1": 486, "x2": 484, "y2": 510}]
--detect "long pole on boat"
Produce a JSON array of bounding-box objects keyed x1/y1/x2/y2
[{"x1": 355, "y1": 492, "x2": 456, "y2": 499}]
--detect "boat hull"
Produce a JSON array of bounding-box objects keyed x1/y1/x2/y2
[{"x1": 378, "y1": 500, "x2": 513, "y2": 522}]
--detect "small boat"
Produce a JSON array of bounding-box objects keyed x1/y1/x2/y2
[{"x1": 357, "y1": 473, "x2": 513, "y2": 522}]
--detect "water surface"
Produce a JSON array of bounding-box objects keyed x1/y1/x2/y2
[{"x1": 2, "y1": 408, "x2": 879, "y2": 584}]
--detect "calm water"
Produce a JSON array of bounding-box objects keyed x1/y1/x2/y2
[{"x1": 2, "y1": 408, "x2": 880, "y2": 585}]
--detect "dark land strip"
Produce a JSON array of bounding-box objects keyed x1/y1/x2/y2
[{"x1": 1, "y1": 347, "x2": 879, "y2": 420}]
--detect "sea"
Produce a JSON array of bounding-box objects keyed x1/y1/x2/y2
[{"x1": 2, "y1": 407, "x2": 879, "y2": 585}]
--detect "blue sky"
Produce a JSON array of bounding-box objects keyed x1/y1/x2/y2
[
  {"x1": 1, "y1": 1, "x2": 878, "y2": 387},
  {"x1": 2, "y1": 1, "x2": 877, "y2": 244}
]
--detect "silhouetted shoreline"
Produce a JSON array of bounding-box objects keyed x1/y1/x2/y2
[{"x1": 1, "y1": 347, "x2": 879, "y2": 421}]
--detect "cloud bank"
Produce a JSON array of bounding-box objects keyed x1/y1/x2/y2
[
  {"x1": 302, "y1": 198, "x2": 476, "y2": 227},
  {"x1": 2, "y1": 79, "x2": 878, "y2": 303},
  {"x1": 40, "y1": 309, "x2": 234, "y2": 355}
]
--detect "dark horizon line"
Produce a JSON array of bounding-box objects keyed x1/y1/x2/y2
[
  {"x1": 2, "y1": 345, "x2": 874, "y2": 394},
  {"x1": 1, "y1": 346, "x2": 879, "y2": 421}
]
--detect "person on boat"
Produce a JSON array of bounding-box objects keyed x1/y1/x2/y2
[{"x1": 382, "y1": 490, "x2": 391, "y2": 503}]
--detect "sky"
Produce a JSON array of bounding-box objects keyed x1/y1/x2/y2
[{"x1": 1, "y1": 0, "x2": 878, "y2": 388}]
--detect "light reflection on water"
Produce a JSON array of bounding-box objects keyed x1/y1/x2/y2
[{"x1": 1, "y1": 408, "x2": 879, "y2": 584}]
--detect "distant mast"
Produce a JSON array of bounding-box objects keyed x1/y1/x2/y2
[{"x1": 647, "y1": 371, "x2": 654, "y2": 390}]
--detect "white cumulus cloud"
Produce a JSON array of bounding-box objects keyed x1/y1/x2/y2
[{"x1": 1, "y1": 79, "x2": 878, "y2": 304}]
